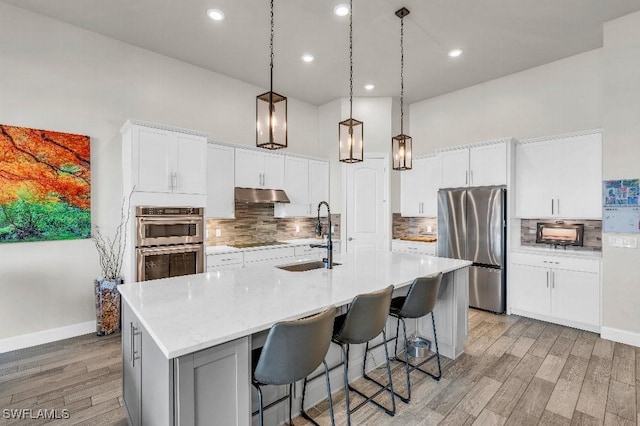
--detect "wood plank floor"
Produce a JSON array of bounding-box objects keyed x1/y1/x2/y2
[{"x1": 1, "y1": 310, "x2": 638, "y2": 425}]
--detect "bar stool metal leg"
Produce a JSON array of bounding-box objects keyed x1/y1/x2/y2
[
  {"x1": 252, "y1": 380, "x2": 264, "y2": 426},
  {"x1": 361, "y1": 328, "x2": 396, "y2": 415},
  {"x1": 300, "y1": 361, "x2": 336, "y2": 426},
  {"x1": 341, "y1": 344, "x2": 351, "y2": 426}
]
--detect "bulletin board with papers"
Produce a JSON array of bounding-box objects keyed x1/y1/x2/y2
[{"x1": 603, "y1": 179, "x2": 640, "y2": 233}]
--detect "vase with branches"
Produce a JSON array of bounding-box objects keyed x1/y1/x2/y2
[{"x1": 91, "y1": 193, "x2": 131, "y2": 336}]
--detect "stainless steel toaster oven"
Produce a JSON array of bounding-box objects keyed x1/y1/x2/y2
[{"x1": 536, "y1": 222, "x2": 584, "y2": 247}]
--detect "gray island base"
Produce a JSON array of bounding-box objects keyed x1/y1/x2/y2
[{"x1": 118, "y1": 251, "x2": 471, "y2": 426}]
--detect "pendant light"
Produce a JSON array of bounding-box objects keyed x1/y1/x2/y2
[
  {"x1": 392, "y1": 7, "x2": 412, "y2": 170},
  {"x1": 256, "y1": 0, "x2": 287, "y2": 150},
  {"x1": 339, "y1": 0, "x2": 364, "y2": 163}
]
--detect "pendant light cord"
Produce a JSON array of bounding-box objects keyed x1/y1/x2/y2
[
  {"x1": 270, "y1": 0, "x2": 274, "y2": 92},
  {"x1": 349, "y1": 0, "x2": 354, "y2": 119},
  {"x1": 400, "y1": 15, "x2": 404, "y2": 135}
]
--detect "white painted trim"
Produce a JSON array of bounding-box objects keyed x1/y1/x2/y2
[
  {"x1": 601, "y1": 326, "x2": 640, "y2": 348},
  {"x1": 120, "y1": 119, "x2": 209, "y2": 137},
  {"x1": 518, "y1": 128, "x2": 603, "y2": 145},
  {"x1": 0, "y1": 321, "x2": 97, "y2": 354},
  {"x1": 208, "y1": 141, "x2": 330, "y2": 163},
  {"x1": 509, "y1": 309, "x2": 601, "y2": 334}
]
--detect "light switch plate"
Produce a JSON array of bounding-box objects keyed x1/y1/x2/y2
[{"x1": 215, "y1": 229, "x2": 222, "y2": 237}]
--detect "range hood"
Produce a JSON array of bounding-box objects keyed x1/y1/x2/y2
[{"x1": 235, "y1": 187, "x2": 290, "y2": 204}]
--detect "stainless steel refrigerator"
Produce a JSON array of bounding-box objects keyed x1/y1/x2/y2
[{"x1": 437, "y1": 186, "x2": 507, "y2": 313}]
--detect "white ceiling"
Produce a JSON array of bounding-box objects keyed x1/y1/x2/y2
[{"x1": 4, "y1": 0, "x2": 640, "y2": 105}]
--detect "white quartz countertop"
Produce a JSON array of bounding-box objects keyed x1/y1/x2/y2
[
  {"x1": 118, "y1": 251, "x2": 471, "y2": 359},
  {"x1": 511, "y1": 246, "x2": 602, "y2": 259},
  {"x1": 205, "y1": 238, "x2": 336, "y2": 255}
]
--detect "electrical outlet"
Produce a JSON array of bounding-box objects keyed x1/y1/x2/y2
[
  {"x1": 331, "y1": 225, "x2": 335, "y2": 233},
  {"x1": 295, "y1": 224, "x2": 300, "y2": 233},
  {"x1": 427, "y1": 225, "x2": 433, "y2": 233},
  {"x1": 215, "y1": 229, "x2": 221, "y2": 237}
]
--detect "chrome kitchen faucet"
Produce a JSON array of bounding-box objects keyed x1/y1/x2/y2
[{"x1": 310, "y1": 201, "x2": 334, "y2": 269}]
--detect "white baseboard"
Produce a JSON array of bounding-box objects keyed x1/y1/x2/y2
[
  {"x1": 0, "y1": 320, "x2": 97, "y2": 354},
  {"x1": 601, "y1": 326, "x2": 640, "y2": 348}
]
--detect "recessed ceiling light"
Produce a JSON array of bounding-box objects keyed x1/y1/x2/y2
[
  {"x1": 302, "y1": 54, "x2": 315, "y2": 63},
  {"x1": 448, "y1": 48, "x2": 463, "y2": 58},
  {"x1": 334, "y1": 4, "x2": 349, "y2": 17},
  {"x1": 364, "y1": 84, "x2": 375, "y2": 90},
  {"x1": 207, "y1": 9, "x2": 225, "y2": 21}
]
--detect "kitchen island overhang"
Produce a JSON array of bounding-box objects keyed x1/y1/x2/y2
[{"x1": 118, "y1": 251, "x2": 471, "y2": 426}]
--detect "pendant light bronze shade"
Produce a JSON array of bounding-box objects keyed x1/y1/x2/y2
[
  {"x1": 256, "y1": 0, "x2": 287, "y2": 150},
  {"x1": 392, "y1": 7, "x2": 412, "y2": 170},
  {"x1": 339, "y1": 0, "x2": 364, "y2": 163}
]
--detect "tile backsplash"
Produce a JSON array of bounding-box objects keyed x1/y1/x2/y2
[
  {"x1": 392, "y1": 213, "x2": 438, "y2": 239},
  {"x1": 206, "y1": 202, "x2": 341, "y2": 246},
  {"x1": 520, "y1": 219, "x2": 602, "y2": 251}
]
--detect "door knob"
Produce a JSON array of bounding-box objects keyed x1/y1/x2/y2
[{"x1": 348, "y1": 237, "x2": 353, "y2": 241}]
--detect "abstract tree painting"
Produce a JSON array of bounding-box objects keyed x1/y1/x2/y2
[{"x1": 0, "y1": 124, "x2": 91, "y2": 243}]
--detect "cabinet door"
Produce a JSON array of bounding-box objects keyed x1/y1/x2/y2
[
  {"x1": 207, "y1": 145, "x2": 235, "y2": 218},
  {"x1": 515, "y1": 140, "x2": 560, "y2": 218},
  {"x1": 309, "y1": 160, "x2": 329, "y2": 217},
  {"x1": 422, "y1": 156, "x2": 440, "y2": 216},
  {"x1": 122, "y1": 303, "x2": 141, "y2": 426},
  {"x1": 559, "y1": 133, "x2": 602, "y2": 219},
  {"x1": 469, "y1": 143, "x2": 507, "y2": 186},
  {"x1": 263, "y1": 153, "x2": 285, "y2": 190},
  {"x1": 278, "y1": 157, "x2": 310, "y2": 217},
  {"x1": 235, "y1": 149, "x2": 263, "y2": 188},
  {"x1": 175, "y1": 134, "x2": 207, "y2": 194},
  {"x1": 134, "y1": 127, "x2": 173, "y2": 193},
  {"x1": 400, "y1": 160, "x2": 424, "y2": 216},
  {"x1": 140, "y1": 322, "x2": 173, "y2": 426},
  {"x1": 439, "y1": 149, "x2": 469, "y2": 189},
  {"x1": 510, "y1": 263, "x2": 551, "y2": 316},
  {"x1": 552, "y1": 269, "x2": 600, "y2": 326}
]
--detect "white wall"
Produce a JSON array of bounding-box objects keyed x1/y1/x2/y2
[
  {"x1": 409, "y1": 49, "x2": 603, "y2": 154},
  {"x1": 0, "y1": 3, "x2": 320, "y2": 341},
  {"x1": 601, "y1": 11, "x2": 640, "y2": 339}
]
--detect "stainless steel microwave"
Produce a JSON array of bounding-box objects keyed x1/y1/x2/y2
[{"x1": 536, "y1": 222, "x2": 584, "y2": 247}]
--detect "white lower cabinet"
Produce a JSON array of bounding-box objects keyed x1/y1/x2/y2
[
  {"x1": 207, "y1": 252, "x2": 244, "y2": 272},
  {"x1": 509, "y1": 252, "x2": 600, "y2": 331}
]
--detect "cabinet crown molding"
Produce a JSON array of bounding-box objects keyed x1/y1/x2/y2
[
  {"x1": 436, "y1": 137, "x2": 516, "y2": 153},
  {"x1": 120, "y1": 119, "x2": 209, "y2": 138},
  {"x1": 518, "y1": 128, "x2": 602, "y2": 145},
  {"x1": 209, "y1": 140, "x2": 330, "y2": 163}
]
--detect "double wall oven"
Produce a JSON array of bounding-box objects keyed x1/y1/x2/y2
[{"x1": 136, "y1": 207, "x2": 204, "y2": 282}]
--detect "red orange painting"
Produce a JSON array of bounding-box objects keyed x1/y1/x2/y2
[{"x1": 0, "y1": 124, "x2": 91, "y2": 243}]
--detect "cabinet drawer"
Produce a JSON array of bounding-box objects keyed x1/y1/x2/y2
[
  {"x1": 207, "y1": 252, "x2": 244, "y2": 268},
  {"x1": 294, "y1": 245, "x2": 324, "y2": 257},
  {"x1": 510, "y1": 252, "x2": 599, "y2": 273},
  {"x1": 392, "y1": 240, "x2": 437, "y2": 256},
  {"x1": 244, "y1": 247, "x2": 296, "y2": 263}
]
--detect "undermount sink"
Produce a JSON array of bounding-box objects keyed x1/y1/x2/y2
[{"x1": 276, "y1": 261, "x2": 341, "y2": 272}]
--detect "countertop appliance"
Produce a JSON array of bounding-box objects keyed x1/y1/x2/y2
[
  {"x1": 438, "y1": 187, "x2": 507, "y2": 313},
  {"x1": 136, "y1": 207, "x2": 204, "y2": 282},
  {"x1": 536, "y1": 222, "x2": 584, "y2": 247}
]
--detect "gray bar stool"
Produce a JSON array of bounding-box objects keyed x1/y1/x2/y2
[
  {"x1": 368, "y1": 273, "x2": 443, "y2": 403},
  {"x1": 252, "y1": 306, "x2": 336, "y2": 426},
  {"x1": 301, "y1": 285, "x2": 396, "y2": 426}
]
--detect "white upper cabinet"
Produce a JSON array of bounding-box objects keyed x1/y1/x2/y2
[
  {"x1": 206, "y1": 144, "x2": 235, "y2": 218},
  {"x1": 274, "y1": 157, "x2": 329, "y2": 218},
  {"x1": 401, "y1": 156, "x2": 440, "y2": 217},
  {"x1": 439, "y1": 141, "x2": 508, "y2": 189},
  {"x1": 515, "y1": 131, "x2": 602, "y2": 219},
  {"x1": 124, "y1": 123, "x2": 207, "y2": 195},
  {"x1": 235, "y1": 148, "x2": 285, "y2": 190}
]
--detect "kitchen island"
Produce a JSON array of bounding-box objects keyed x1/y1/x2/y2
[{"x1": 118, "y1": 250, "x2": 471, "y2": 426}]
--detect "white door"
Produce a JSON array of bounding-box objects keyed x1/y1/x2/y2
[
  {"x1": 309, "y1": 160, "x2": 329, "y2": 217},
  {"x1": 175, "y1": 134, "x2": 207, "y2": 195},
  {"x1": 439, "y1": 149, "x2": 469, "y2": 189},
  {"x1": 235, "y1": 149, "x2": 263, "y2": 188},
  {"x1": 510, "y1": 263, "x2": 551, "y2": 316},
  {"x1": 552, "y1": 269, "x2": 600, "y2": 326},
  {"x1": 559, "y1": 133, "x2": 602, "y2": 219},
  {"x1": 206, "y1": 145, "x2": 235, "y2": 218},
  {"x1": 469, "y1": 143, "x2": 507, "y2": 186},
  {"x1": 134, "y1": 127, "x2": 173, "y2": 193},
  {"x1": 345, "y1": 158, "x2": 387, "y2": 253},
  {"x1": 263, "y1": 153, "x2": 285, "y2": 190},
  {"x1": 515, "y1": 140, "x2": 560, "y2": 218}
]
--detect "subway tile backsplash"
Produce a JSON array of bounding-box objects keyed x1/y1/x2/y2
[
  {"x1": 206, "y1": 202, "x2": 340, "y2": 246},
  {"x1": 520, "y1": 219, "x2": 602, "y2": 251},
  {"x1": 392, "y1": 213, "x2": 437, "y2": 239}
]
